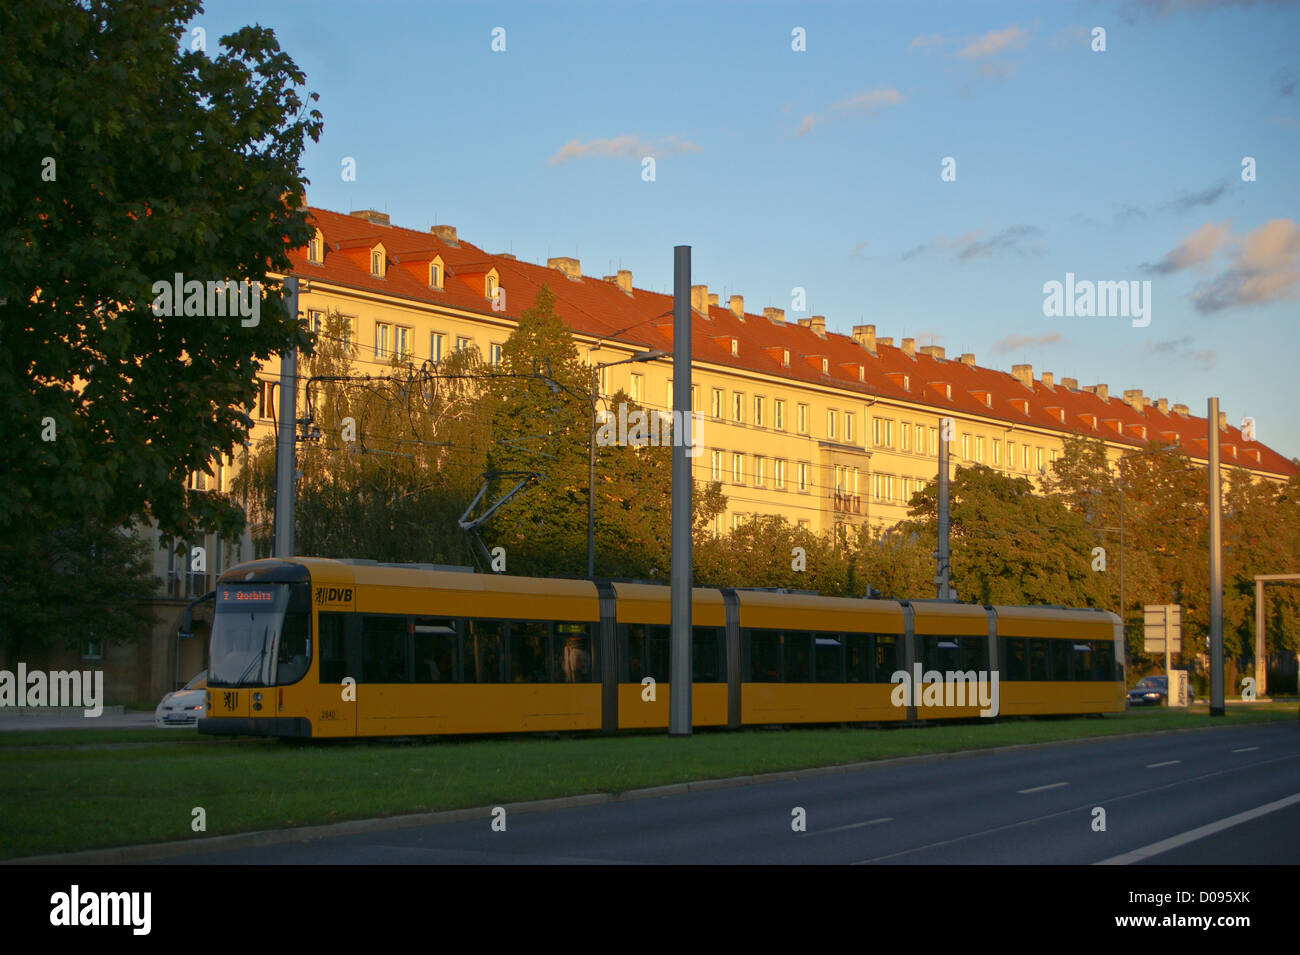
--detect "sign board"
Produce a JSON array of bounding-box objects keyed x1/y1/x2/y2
[
  {"x1": 1168, "y1": 669, "x2": 1189, "y2": 707},
  {"x1": 1143, "y1": 604, "x2": 1182, "y2": 654}
]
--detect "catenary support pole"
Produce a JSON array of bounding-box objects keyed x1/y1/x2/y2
[
  {"x1": 1208, "y1": 397, "x2": 1225, "y2": 716},
  {"x1": 273, "y1": 276, "x2": 299, "y2": 558},
  {"x1": 669, "y1": 246, "x2": 693, "y2": 736}
]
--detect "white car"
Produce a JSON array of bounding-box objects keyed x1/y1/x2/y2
[{"x1": 155, "y1": 671, "x2": 207, "y2": 727}]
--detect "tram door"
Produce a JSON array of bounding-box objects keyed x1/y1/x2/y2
[{"x1": 314, "y1": 612, "x2": 358, "y2": 737}]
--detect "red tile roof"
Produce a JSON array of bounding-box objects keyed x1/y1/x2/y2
[{"x1": 288, "y1": 206, "x2": 1296, "y2": 479}]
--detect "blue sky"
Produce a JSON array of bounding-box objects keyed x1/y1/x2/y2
[{"x1": 200, "y1": 0, "x2": 1300, "y2": 458}]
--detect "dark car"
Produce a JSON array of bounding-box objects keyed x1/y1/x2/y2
[{"x1": 1127, "y1": 675, "x2": 1194, "y2": 707}]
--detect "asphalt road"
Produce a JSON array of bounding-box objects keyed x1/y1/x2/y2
[{"x1": 163, "y1": 721, "x2": 1300, "y2": 865}]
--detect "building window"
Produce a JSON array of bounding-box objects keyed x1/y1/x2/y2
[
  {"x1": 429, "y1": 261, "x2": 442, "y2": 289},
  {"x1": 395, "y1": 325, "x2": 411, "y2": 359},
  {"x1": 754, "y1": 396, "x2": 764, "y2": 427},
  {"x1": 873, "y1": 417, "x2": 882, "y2": 446},
  {"x1": 456, "y1": 336, "x2": 471, "y2": 352},
  {"x1": 733, "y1": 453, "x2": 744, "y2": 484},
  {"x1": 730, "y1": 338, "x2": 739, "y2": 357},
  {"x1": 775, "y1": 400, "x2": 785, "y2": 431},
  {"x1": 339, "y1": 316, "x2": 354, "y2": 349},
  {"x1": 1023, "y1": 444, "x2": 1031, "y2": 470},
  {"x1": 308, "y1": 309, "x2": 324, "y2": 334},
  {"x1": 916, "y1": 424, "x2": 924, "y2": 454},
  {"x1": 371, "y1": 249, "x2": 385, "y2": 277},
  {"x1": 928, "y1": 427, "x2": 938, "y2": 456},
  {"x1": 775, "y1": 459, "x2": 787, "y2": 489},
  {"x1": 711, "y1": 388, "x2": 724, "y2": 419},
  {"x1": 845, "y1": 413, "x2": 855, "y2": 443},
  {"x1": 1008, "y1": 441, "x2": 1016, "y2": 469},
  {"x1": 691, "y1": 384, "x2": 698, "y2": 412},
  {"x1": 257, "y1": 379, "x2": 278, "y2": 422},
  {"x1": 374, "y1": 322, "x2": 391, "y2": 358},
  {"x1": 884, "y1": 419, "x2": 893, "y2": 447},
  {"x1": 307, "y1": 231, "x2": 324, "y2": 265},
  {"x1": 485, "y1": 274, "x2": 497, "y2": 300},
  {"x1": 631, "y1": 373, "x2": 644, "y2": 404},
  {"x1": 431, "y1": 332, "x2": 445, "y2": 363},
  {"x1": 992, "y1": 439, "x2": 1000, "y2": 466},
  {"x1": 711, "y1": 451, "x2": 723, "y2": 481},
  {"x1": 733, "y1": 392, "x2": 744, "y2": 423},
  {"x1": 798, "y1": 462, "x2": 810, "y2": 492},
  {"x1": 827, "y1": 409, "x2": 837, "y2": 440},
  {"x1": 755, "y1": 456, "x2": 765, "y2": 486},
  {"x1": 797, "y1": 403, "x2": 809, "y2": 434},
  {"x1": 961, "y1": 434, "x2": 970, "y2": 460},
  {"x1": 489, "y1": 344, "x2": 502, "y2": 368},
  {"x1": 1036, "y1": 447, "x2": 1044, "y2": 471},
  {"x1": 901, "y1": 421, "x2": 910, "y2": 452}
]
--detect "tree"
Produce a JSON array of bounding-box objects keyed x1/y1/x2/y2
[
  {"x1": 903, "y1": 464, "x2": 1108, "y2": 607},
  {"x1": 0, "y1": 0, "x2": 322, "y2": 544}
]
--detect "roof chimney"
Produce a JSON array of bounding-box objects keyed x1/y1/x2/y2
[
  {"x1": 691, "y1": 284, "x2": 709, "y2": 315},
  {"x1": 729, "y1": 294, "x2": 744, "y2": 318},
  {"x1": 1123, "y1": 389, "x2": 1145, "y2": 412},
  {"x1": 852, "y1": 324, "x2": 877, "y2": 355},
  {"x1": 1086, "y1": 383, "x2": 1109, "y2": 401},
  {"x1": 809, "y1": 315, "x2": 826, "y2": 337},
  {"x1": 708, "y1": 292, "x2": 718, "y2": 307},
  {"x1": 1173, "y1": 403, "x2": 1188, "y2": 416},
  {"x1": 920, "y1": 345, "x2": 945, "y2": 359},
  {"x1": 877, "y1": 336, "x2": 894, "y2": 347},
  {"x1": 1061, "y1": 377, "x2": 1078, "y2": 390},
  {"x1": 615, "y1": 269, "x2": 633, "y2": 294},
  {"x1": 429, "y1": 224, "x2": 458, "y2": 246},
  {"x1": 959, "y1": 352, "x2": 975, "y2": 366},
  {"x1": 901, "y1": 337, "x2": 916, "y2": 357},
  {"x1": 351, "y1": 209, "x2": 390, "y2": 225},
  {"x1": 1011, "y1": 364, "x2": 1033, "y2": 389},
  {"x1": 764, "y1": 307, "x2": 785, "y2": 324},
  {"x1": 548, "y1": 256, "x2": 581, "y2": 280},
  {"x1": 1218, "y1": 411, "x2": 1227, "y2": 431},
  {"x1": 1156, "y1": 398, "x2": 1169, "y2": 414},
  {"x1": 1041, "y1": 372, "x2": 1054, "y2": 388}
]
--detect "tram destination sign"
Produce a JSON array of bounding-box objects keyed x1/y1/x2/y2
[{"x1": 1143, "y1": 604, "x2": 1182, "y2": 654}]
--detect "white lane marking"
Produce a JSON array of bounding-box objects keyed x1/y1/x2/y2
[
  {"x1": 1146, "y1": 760, "x2": 1181, "y2": 768},
  {"x1": 807, "y1": 817, "x2": 893, "y2": 836},
  {"x1": 1018, "y1": 782, "x2": 1068, "y2": 794},
  {"x1": 1096, "y1": 791, "x2": 1300, "y2": 865},
  {"x1": 852, "y1": 751, "x2": 1300, "y2": 865},
  {"x1": 1233, "y1": 746, "x2": 1260, "y2": 753}
]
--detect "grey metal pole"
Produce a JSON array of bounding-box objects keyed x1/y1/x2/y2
[
  {"x1": 1255, "y1": 578, "x2": 1265, "y2": 698},
  {"x1": 669, "y1": 245, "x2": 693, "y2": 736},
  {"x1": 273, "y1": 276, "x2": 299, "y2": 558},
  {"x1": 936, "y1": 418, "x2": 951, "y2": 600},
  {"x1": 1208, "y1": 397, "x2": 1225, "y2": 716},
  {"x1": 588, "y1": 363, "x2": 598, "y2": 578}
]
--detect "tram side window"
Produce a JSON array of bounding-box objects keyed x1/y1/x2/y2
[
  {"x1": 1028, "y1": 639, "x2": 1050, "y2": 681},
  {"x1": 1049, "y1": 639, "x2": 1071, "y2": 681},
  {"x1": 554, "y1": 623, "x2": 594, "y2": 683},
  {"x1": 845, "y1": 633, "x2": 870, "y2": 682},
  {"x1": 1002, "y1": 638, "x2": 1029, "y2": 681},
  {"x1": 814, "y1": 633, "x2": 844, "y2": 682},
  {"x1": 623, "y1": 624, "x2": 671, "y2": 683},
  {"x1": 784, "y1": 631, "x2": 813, "y2": 682},
  {"x1": 413, "y1": 619, "x2": 457, "y2": 683},
  {"x1": 921, "y1": 635, "x2": 960, "y2": 673},
  {"x1": 693, "y1": 627, "x2": 723, "y2": 682},
  {"x1": 959, "y1": 636, "x2": 987, "y2": 673},
  {"x1": 1072, "y1": 642, "x2": 1094, "y2": 682},
  {"x1": 748, "y1": 629, "x2": 781, "y2": 682},
  {"x1": 511, "y1": 621, "x2": 551, "y2": 682},
  {"x1": 1093, "y1": 640, "x2": 1116, "y2": 681},
  {"x1": 318, "y1": 612, "x2": 348, "y2": 685},
  {"x1": 873, "y1": 635, "x2": 901, "y2": 682},
  {"x1": 361, "y1": 615, "x2": 408, "y2": 683},
  {"x1": 464, "y1": 619, "x2": 504, "y2": 683}
]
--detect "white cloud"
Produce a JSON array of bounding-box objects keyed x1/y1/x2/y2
[
  {"x1": 547, "y1": 134, "x2": 701, "y2": 165},
  {"x1": 958, "y1": 25, "x2": 1028, "y2": 59}
]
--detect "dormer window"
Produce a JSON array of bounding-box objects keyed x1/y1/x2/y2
[
  {"x1": 783, "y1": 349, "x2": 790, "y2": 367},
  {"x1": 370, "y1": 243, "x2": 387, "y2": 278},
  {"x1": 821, "y1": 358, "x2": 829, "y2": 373},
  {"x1": 485, "y1": 271, "x2": 498, "y2": 300},
  {"x1": 307, "y1": 229, "x2": 324, "y2": 265},
  {"x1": 429, "y1": 257, "x2": 443, "y2": 289},
  {"x1": 731, "y1": 338, "x2": 739, "y2": 357}
]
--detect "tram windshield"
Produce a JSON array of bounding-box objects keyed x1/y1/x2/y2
[{"x1": 209, "y1": 582, "x2": 312, "y2": 687}]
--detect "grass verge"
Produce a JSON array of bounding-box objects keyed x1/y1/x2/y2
[{"x1": 2, "y1": 704, "x2": 1294, "y2": 860}]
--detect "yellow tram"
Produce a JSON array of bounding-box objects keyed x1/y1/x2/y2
[{"x1": 198, "y1": 557, "x2": 1125, "y2": 739}]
